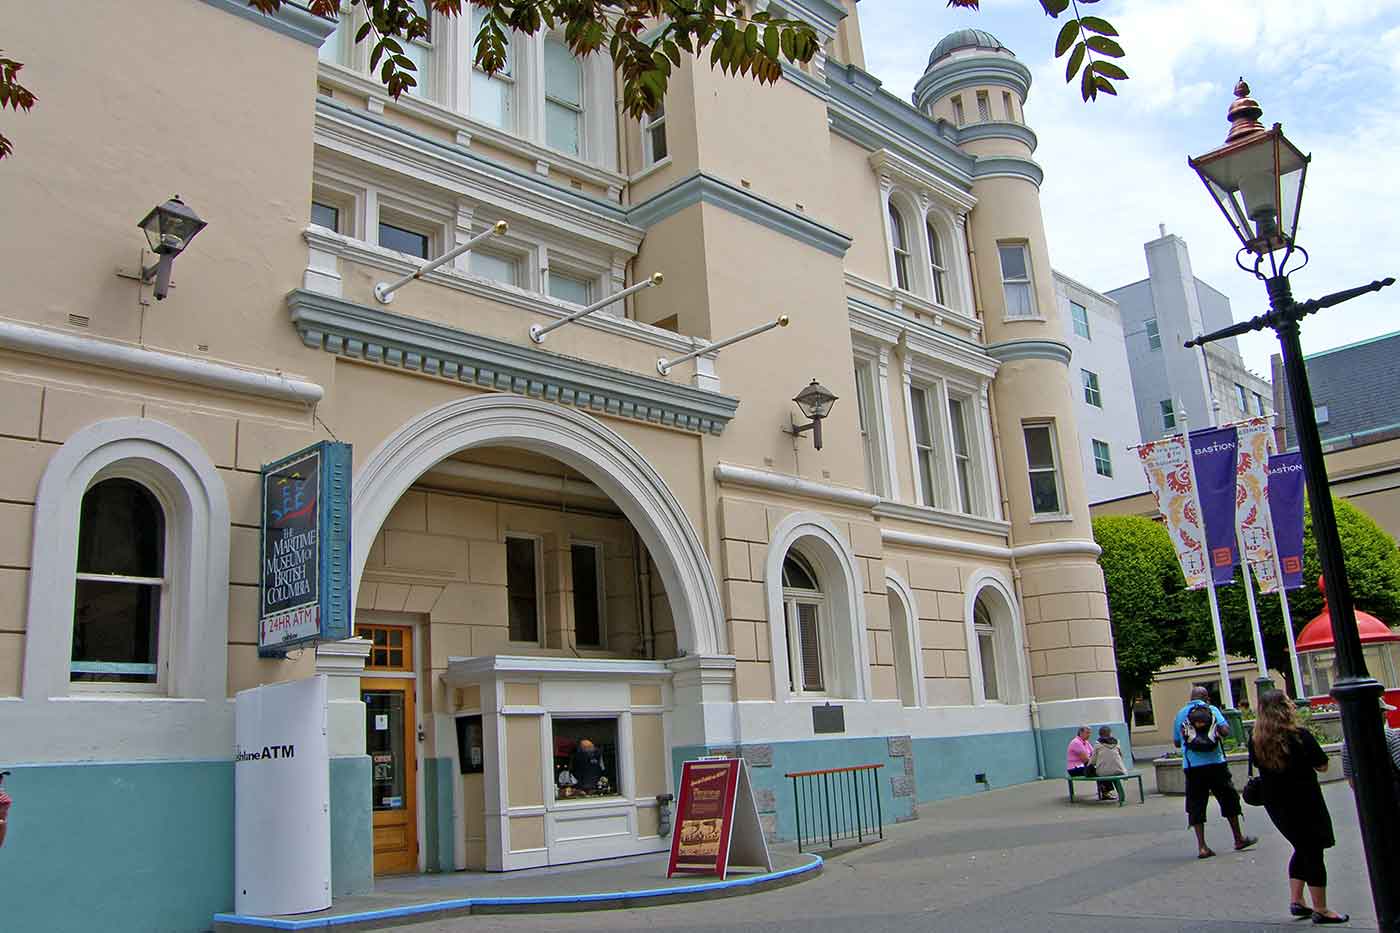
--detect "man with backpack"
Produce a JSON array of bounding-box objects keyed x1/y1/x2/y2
[{"x1": 1173, "y1": 685, "x2": 1258, "y2": 859}]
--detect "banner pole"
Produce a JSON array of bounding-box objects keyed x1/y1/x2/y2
[
  {"x1": 1237, "y1": 531, "x2": 1272, "y2": 695},
  {"x1": 1274, "y1": 547, "x2": 1305, "y2": 699},
  {"x1": 1181, "y1": 405, "x2": 1236, "y2": 710}
]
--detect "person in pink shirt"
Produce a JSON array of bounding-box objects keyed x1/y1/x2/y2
[{"x1": 1066, "y1": 726, "x2": 1095, "y2": 776}]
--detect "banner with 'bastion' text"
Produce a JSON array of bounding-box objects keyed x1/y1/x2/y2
[
  {"x1": 1268, "y1": 452, "x2": 1307, "y2": 591},
  {"x1": 1190, "y1": 426, "x2": 1240, "y2": 587},
  {"x1": 1138, "y1": 435, "x2": 1209, "y2": 590}
]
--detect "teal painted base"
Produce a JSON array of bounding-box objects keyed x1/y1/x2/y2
[
  {"x1": 422, "y1": 757, "x2": 455, "y2": 872},
  {"x1": 330, "y1": 756, "x2": 373, "y2": 896},
  {"x1": 0, "y1": 759, "x2": 233, "y2": 933},
  {"x1": 910, "y1": 730, "x2": 1039, "y2": 802}
]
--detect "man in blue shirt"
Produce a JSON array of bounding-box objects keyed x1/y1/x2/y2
[{"x1": 1173, "y1": 685, "x2": 1258, "y2": 859}]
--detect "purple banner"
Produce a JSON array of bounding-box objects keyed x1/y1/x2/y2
[
  {"x1": 1268, "y1": 452, "x2": 1306, "y2": 590},
  {"x1": 1190, "y1": 427, "x2": 1240, "y2": 586}
]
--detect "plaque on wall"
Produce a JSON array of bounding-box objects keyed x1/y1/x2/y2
[{"x1": 812, "y1": 704, "x2": 845, "y2": 734}]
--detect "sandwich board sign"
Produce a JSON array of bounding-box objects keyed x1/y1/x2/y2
[
  {"x1": 666, "y1": 758, "x2": 772, "y2": 879},
  {"x1": 258, "y1": 441, "x2": 352, "y2": 656}
]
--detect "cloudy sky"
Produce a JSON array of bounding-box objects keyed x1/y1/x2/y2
[{"x1": 858, "y1": 0, "x2": 1400, "y2": 377}]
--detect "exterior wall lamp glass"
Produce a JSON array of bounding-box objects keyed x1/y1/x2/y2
[
  {"x1": 787, "y1": 379, "x2": 838, "y2": 450},
  {"x1": 1185, "y1": 79, "x2": 1399, "y2": 931},
  {"x1": 137, "y1": 196, "x2": 207, "y2": 301}
]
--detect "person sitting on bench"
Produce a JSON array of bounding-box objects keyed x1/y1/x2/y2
[
  {"x1": 1066, "y1": 726, "x2": 1095, "y2": 778},
  {"x1": 1090, "y1": 726, "x2": 1127, "y2": 800}
]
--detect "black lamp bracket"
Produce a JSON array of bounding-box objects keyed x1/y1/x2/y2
[{"x1": 1185, "y1": 275, "x2": 1394, "y2": 349}]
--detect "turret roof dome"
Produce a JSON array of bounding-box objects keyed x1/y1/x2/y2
[{"x1": 926, "y1": 28, "x2": 1009, "y2": 69}]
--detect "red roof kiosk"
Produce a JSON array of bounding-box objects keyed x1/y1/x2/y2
[{"x1": 1296, "y1": 577, "x2": 1400, "y2": 727}]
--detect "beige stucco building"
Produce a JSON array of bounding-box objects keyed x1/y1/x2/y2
[{"x1": 0, "y1": 4, "x2": 1123, "y2": 930}]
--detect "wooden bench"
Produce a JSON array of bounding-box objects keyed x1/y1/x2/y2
[{"x1": 1066, "y1": 772, "x2": 1145, "y2": 806}]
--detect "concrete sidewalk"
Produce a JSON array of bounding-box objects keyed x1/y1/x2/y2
[{"x1": 356, "y1": 771, "x2": 1379, "y2": 932}]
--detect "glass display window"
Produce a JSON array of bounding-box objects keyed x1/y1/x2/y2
[{"x1": 552, "y1": 717, "x2": 620, "y2": 800}]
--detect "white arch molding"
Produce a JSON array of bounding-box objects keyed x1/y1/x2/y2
[
  {"x1": 963, "y1": 569, "x2": 1028, "y2": 706},
  {"x1": 350, "y1": 394, "x2": 725, "y2": 656},
  {"x1": 24, "y1": 417, "x2": 231, "y2": 701},
  {"x1": 884, "y1": 569, "x2": 926, "y2": 708},
  {"x1": 763, "y1": 511, "x2": 871, "y2": 702}
]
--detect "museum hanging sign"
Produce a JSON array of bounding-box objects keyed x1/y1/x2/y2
[
  {"x1": 666, "y1": 758, "x2": 771, "y2": 879},
  {"x1": 259, "y1": 441, "x2": 353, "y2": 656}
]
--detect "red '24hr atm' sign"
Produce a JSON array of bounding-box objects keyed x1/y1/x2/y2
[{"x1": 666, "y1": 759, "x2": 741, "y2": 878}]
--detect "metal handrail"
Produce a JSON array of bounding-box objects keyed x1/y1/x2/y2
[
  {"x1": 783, "y1": 763, "x2": 885, "y2": 779},
  {"x1": 784, "y1": 762, "x2": 884, "y2": 852}
]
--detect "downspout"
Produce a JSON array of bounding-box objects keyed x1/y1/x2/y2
[{"x1": 967, "y1": 212, "x2": 1046, "y2": 780}]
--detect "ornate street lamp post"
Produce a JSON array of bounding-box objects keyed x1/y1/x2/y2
[{"x1": 1185, "y1": 80, "x2": 1398, "y2": 931}]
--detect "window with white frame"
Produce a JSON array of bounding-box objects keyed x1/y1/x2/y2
[
  {"x1": 888, "y1": 203, "x2": 912, "y2": 291},
  {"x1": 1023, "y1": 422, "x2": 1063, "y2": 515},
  {"x1": 1092, "y1": 438, "x2": 1113, "y2": 477},
  {"x1": 1081, "y1": 369, "x2": 1102, "y2": 408},
  {"x1": 379, "y1": 217, "x2": 432, "y2": 259},
  {"x1": 71, "y1": 479, "x2": 167, "y2": 687},
  {"x1": 506, "y1": 535, "x2": 542, "y2": 644},
  {"x1": 998, "y1": 243, "x2": 1036, "y2": 318},
  {"x1": 1160, "y1": 398, "x2": 1177, "y2": 431},
  {"x1": 908, "y1": 384, "x2": 941, "y2": 508},
  {"x1": 400, "y1": 0, "x2": 434, "y2": 99},
  {"x1": 782, "y1": 551, "x2": 827, "y2": 694},
  {"x1": 854, "y1": 360, "x2": 882, "y2": 496},
  {"x1": 318, "y1": 1, "x2": 353, "y2": 67},
  {"x1": 641, "y1": 102, "x2": 667, "y2": 165},
  {"x1": 947, "y1": 396, "x2": 976, "y2": 514},
  {"x1": 544, "y1": 36, "x2": 584, "y2": 156},
  {"x1": 1145, "y1": 318, "x2": 1162, "y2": 351},
  {"x1": 570, "y1": 542, "x2": 605, "y2": 648},
  {"x1": 1070, "y1": 301, "x2": 1090, "y2": 339},
  {"x1": 469, "y1": 248, "x2": 520, "y2": 286},
  {"x1": 973, "y1": 595, "x2": 999, "y2": 702},
  {"x1": 311, "y1": 200, "x2": 342, "y2": 234},
  {"x1": 469, "y1": 4, "x2": 514, "y2": 128},
  {"x1": 1254, "y1": 391, "x2": 1266, "y2": 416},
  {"x1": 1002, "y1": 91, "x2": 1016, "y2": 122},
  {"x1": 548, "y1": 269, "x2": 592, "y2": 305},
  {"x1": 927, "y1": 220, "x2": 948, "y2": 306}
]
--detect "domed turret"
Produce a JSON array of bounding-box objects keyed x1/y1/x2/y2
[
  {"x1": 926, "y1": 28, "x2": 1009, "y2": 70},
  {"x1": 913, "y1": 27, "x2": 1030, "y2": 122}
]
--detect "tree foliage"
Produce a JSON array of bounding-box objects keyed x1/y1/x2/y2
[
  {"x1": 1096, "y1": 499, "x2": 1400, "y2": 706},
  {"x1": 949, "y1": 0, "x2": 1127, "y2": 101},
  {"x1": 0, "y1": 50, "x2": 37, "y2": 160}
]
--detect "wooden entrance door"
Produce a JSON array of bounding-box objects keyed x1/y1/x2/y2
[{"x1": 360, "y1": 622, "x2": 418, "y2": 876}]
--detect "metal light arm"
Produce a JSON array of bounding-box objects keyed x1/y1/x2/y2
[
  {"x1": 786, "y1": 414, "x2": 825, "y2": 450},
  {"x1": 530, "y1": 273, "x2": 663, "y2": 343},
  {"x1": 657, "y1": 315, "x2": 790, "y2": 376},
  {"x1": 374, "y1": 221, "x2": 509, "y2": 304},
  {"x1": 1184, "y1": 277, "x2": 1394, "y2": 348}
]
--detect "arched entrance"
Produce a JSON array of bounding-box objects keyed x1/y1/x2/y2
[{"x1": 351, "y1": 394, "x2": 725, "y2": 659}]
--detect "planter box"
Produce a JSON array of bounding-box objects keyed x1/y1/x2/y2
[{"x1": 1153, "y1": 743, "x2": 1344, "y2": 795}]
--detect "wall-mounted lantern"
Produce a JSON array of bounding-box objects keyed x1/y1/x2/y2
[
  {"x1": 786, "y1": 379, "x2": 838, "y2": 450},
  {"x1": 136, "y1": 196, "x2": 207, "y2": 300}
]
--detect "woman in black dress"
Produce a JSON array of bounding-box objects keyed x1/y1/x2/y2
[{"x1": 1249, "y1": 689, "x2": 1347, "y2": 924}]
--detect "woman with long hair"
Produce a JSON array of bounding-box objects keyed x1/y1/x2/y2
[{"x1": 1249, "y1": 689, "x2": 1347, "y2": 924}]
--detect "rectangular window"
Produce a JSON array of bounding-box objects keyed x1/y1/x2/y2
[
  {"x1": 548, "y1": 270, "x2": 592, "y2": 306},
  {"x1": 379, "y1": 220, "x2": 430, "y2": 259},
  {"x1": 977, "y1": 629, "x2": 999, "y2": 701},
  {"x1": 1070, "y1": 301, "x2": 1090, "y2": 339},
  {"x1": 400, "y1": 0, "x2": 433, "y2": 98},
  {"x1": 1315, "y1": 405, "x2": 1329, "y2": 424},
  {"x1": 1254, "y1": 392, "x2": 1266, "y2": 416},
  {"x1": 642, "y1": 103, "x2": 667, "y2": 165},
  {"x1": 570, "y1": 543, "x2": 604, "y2": 648},
  {"x1": 1081, "y1": 369, "x2": 1102, "y2": 408},
  {"x1": 785, "y1": 601, "x2": 825, "y2": 693},
  {"x1": 1235, "y1": 383, "x2": 1249, "y2": 411},
  {"x1": 1023, "y1": 422, "x2": 1062, "y2": 515},
  {"x1": 505, "y1": 536, "x2": 540, "y2": 643},
  {"x1": 976, "y1": 90, "x2": 991, "y2": 122},
  {"x1": 948, "y1": 396, "x2": 975, "y2": 514},
  {"x1": 1092, "y1": 438, "x2": 1113, "y2": 477},
  {"x1": 311, "y1": 200, "x2": 341, "y2": 232},
  {"x1": 854, "y1": 360, "x2": 881, "y2": 496},
  {"x1": 909, "y1": 385, "x2": 939, "y2": 508},
  {"x1": 544, "y1": 37, "x2": 584, "y2": 156},
  {"x1": 469, "y1": 249, "x2": 518, "y2": 286},
  {"x1": 998, "y1": 244, "x2": 1035, "y2": 318},
  {"x1": 951, "y1": 95, "x2": 965, "y2": 126},
  {"x1": 470, "y1": 5, "x2": 513, "y2": 128},
  {"x1": 1145, "y1": 318, "x2": 1161, "y2": 351},
  {"x1": 553, "y1": 717, "x2": 620, "y2": 799},
  {"x1": 357, "y1": 623, "x2": 413, "y2": 671},
  {"x1": 1160, "y1": 399, "x2": 1176, "y2": 431},
  {"x1": 1132, "y1": 694, "x2": 1155, "y2": 728},
  {"x1": 1002, "y1": 91, "x2": 1015, "y2": 122}
]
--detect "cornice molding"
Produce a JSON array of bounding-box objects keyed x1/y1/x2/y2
[
  {"x1": 913, "y1": 55, "x2": 1034, "y2": 113},
  {"x1": 955, "y1": 121, "x2": 1039, "y2": 154},
  {"x1": 1011, "y1": 539, "x2": 1102, "y2": 560},
  {"x1": 777, "y1": 0, "x2": 847, "y2": 33},
  {"x1": 713, "y1": 462, "x2": 880, "y2": 509},
  {"x1": 882, "y1": 528, "x2": 1011, "y2": 561},
  {"x1": 844, "y1": 274, "x2": 982, "y2": 339},
  {"x1": 984, "y1": 337, "x2": 1072, "y2": 366},
  {"x1": 869, "y1": 149, "x2": 978, "y2": 213},
  {"x1": 198, "y1": 0, "x2": 336, "y2": 47},
  {"x1": 847, "y1": 296, "x2": 997, "y2": 379},
  {"x1": 287, "y1": 289, "x2": 739, "y2": 435},
  {"x1": 0, "y1": 316, "x2": 324, "y2": 404},
  {"x1": 780, "y1": 62, "x2": 831, "y2": 103},
  {"x1": 872, "y1": 499, "x2": 1010, "y2": 539},
  {"x1": 971, "y1": 155, "x2": 1044, "y2": 188},
  {"x1": 627, "y1": 172, "x2": 853, "y2": 258},
  {"x1": 444, "y1": 655, "x2": 673, "y2": 681}
]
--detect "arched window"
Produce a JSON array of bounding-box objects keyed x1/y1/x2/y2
[
  {"x1": 782, "y1": 551, "x2": 827, "y2": 694},
  {"x1": 973, "y1": 595, "x2": 999, "y2": 702},
  {"x1": 927, "y1": 220, "x2": 947, "y2": 306},
  {"x1": 544, "y1": 36, "x2": 584, "y2": 156},
  {"x1": 887, "y1": 583, "x2": 919, "y2": 708},
  {"x1": 71, "y1": 479, "x2": 167, "y2": 686},
  {"x1": 888, "y1": 203, "x2": 911, "y2": 291}
]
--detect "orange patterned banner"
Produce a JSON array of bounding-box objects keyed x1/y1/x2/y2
[
  {"x1": 1138, "y1": 435, "x2": 1209, "y2": 590},
  {"x1": 1235, "y1": 418, "x2": 1276, "y2": 583}
]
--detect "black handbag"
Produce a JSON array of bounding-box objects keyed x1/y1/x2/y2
[{"x1": 1242, "y1": 750, "x2": 1264, "y2": 807}]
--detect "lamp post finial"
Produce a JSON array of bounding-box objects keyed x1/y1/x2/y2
[{"x1": 1225, "y1": 76, "x2": 1266, "y2": 143}]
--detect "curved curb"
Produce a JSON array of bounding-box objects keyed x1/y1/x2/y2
[{"x1": 213, "y1": 855, "x2": 823, "y2": 930}]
